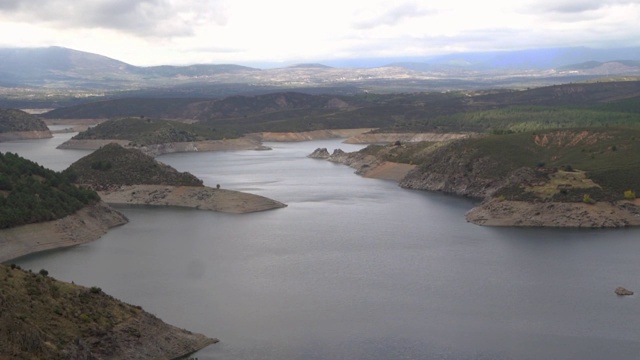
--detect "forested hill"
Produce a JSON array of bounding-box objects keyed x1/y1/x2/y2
[
  {"x1": 0, "y1": 152, "x2": 99, "y2": 229},
  {"x1": 66, "y1": 143, "x2": 203, "y2": 189},
  {"x1": 0, "y1": 109, "x2": 49, "y2": 133}
]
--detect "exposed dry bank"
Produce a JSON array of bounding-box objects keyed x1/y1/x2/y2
[
  {"x1": 98, "y1": 185, "x2": 287, "y2": 213},
  {"x1": 0, "y1": 202, "x2": 128, "y2": 263}
]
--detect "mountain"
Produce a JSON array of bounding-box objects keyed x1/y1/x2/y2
[
  {"x1": 2, "y1": 46, "x2": 640, "y2": 107},
  {"x1": 387, "y1": 47, "x2": 640, "y2": 71}
]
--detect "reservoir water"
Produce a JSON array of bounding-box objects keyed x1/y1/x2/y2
[{"x1": 3, "y1": 133, "x2": 640, "y2": 359}]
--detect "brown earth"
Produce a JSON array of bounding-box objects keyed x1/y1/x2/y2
[
  {"x1": 97, "y1": 185, "x2": 287, "y2": 213},
  {"x1": 0, "y1": 130, "x2": 52, "y2": 142},
  {"x1": 344, "y1": 132, "x2": 470, "y2": 144},
  {"x1": 258, "y1": 128, "x2": 374, "y2": 142},
  {"x1": 466, "y1": 199, "x2": 640, "y2": 228},
  {"x1": 0, "y1": 202, "x2": 128, "y2": 263},
  {"x1": 57, "y1": 136, "x2": 270, "y2": 156}
]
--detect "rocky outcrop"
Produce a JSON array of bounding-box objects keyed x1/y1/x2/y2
[
  {"x1": 466, "y1": 199, "x2": 640, "y2": 228},
  {"x1": 97, "y1": 185, "x2": 287, "y2": 213},
  {"x1": 615, "y1": 287, "x2": 634, "y2": 296},
  {"x1": 0, "y1": 202, "x2": 128, "y2": 263},
  {"x1": 309, "y1": 148, "x2": 416, "y2": 182},
  {"x1": 400, "y1": 152, "x2": 540, "y2": 199}
]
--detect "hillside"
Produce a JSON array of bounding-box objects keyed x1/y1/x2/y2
[
  {"x1": 65, "y1": 143, "x2": 203, "y2": 189},
  {"x1": 43, "y1": 81, "x2": 640, "y2": 135},
  {"x1": 71, "y1": 117, "x2": 236, "y2": 144},
  {"x1": 0, "y1": 264, "x2": 216, "y2": 359},
  {"x1": 400, "y1": 128, "x2": 640, "y2": 201},
  {"x1": 0, "y1": 152, "x2": 100, "y2": 229},
  {"x1": 0, "y1": 109, "x2": 52, "y2": 141},
  {"x1": 320, "y1": 127, "x2": 640, "y2": 227}
]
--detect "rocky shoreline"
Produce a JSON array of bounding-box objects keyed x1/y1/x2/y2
[
  {"x1": 96, "y1": 184, "x2": 287, "y2": 213},
  {"x1": 310, "y1": 146, "x2": 640, "y2": 228},
  {"x1": 466, "y1": 199, "x2": 640, "y2": 228},
  {"x1": 309, "y1": 147, "x2": 416, "y2": 181},
  {"x1": 0, "y1": 202, "x2": 128, "y2": 263}
]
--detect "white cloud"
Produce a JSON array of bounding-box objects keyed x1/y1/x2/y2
[{"x1": 0, "y1": 0, "x2": 638, "y2": 66}]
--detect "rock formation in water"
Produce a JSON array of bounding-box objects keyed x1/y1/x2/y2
[{"x1": 615, "y1": 287, "x2": 634, "y2": 296}]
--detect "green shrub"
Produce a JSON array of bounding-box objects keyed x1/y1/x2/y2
[{"x1": 624, "y1": 190, "x2": 636, "y2": 200}]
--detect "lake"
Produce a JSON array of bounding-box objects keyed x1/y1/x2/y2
[{"x1": 3, "y1": 134, "x2": 640, "y2": 359}]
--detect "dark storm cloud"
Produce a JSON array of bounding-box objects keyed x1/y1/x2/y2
[
  {"x1": 353, "y1": 2, "x2": 433, "y2": 30},
  {"x1": 0, "y1": 0, "x2": 227, "y2": 37}
]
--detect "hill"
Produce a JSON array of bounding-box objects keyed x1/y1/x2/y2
[
  {"x1": 0, "y1": 152, "x2": 100, "y2": 229},
  {"x1": 44, "y1": 81, "x2": 640, "y2": 135},
  {"x1": 320, "y1": 127, "x2": 640, "y2": 227},
  {"x1": 2, "y1": 46, "x2": 640, "y2": 109},
  {"x1": 399, "y1": 127, "x2": 640, "y2": 201},
  {"x1": 65, "y1": 143, "x2": 203, "y2": 189},
  {"x1": 0, "y1": 109, "x2": 52, "y2": 141},
  {"x1": 0, "y1": 264, "x2": 216, "y2": 359},
  {"x1": 70, "y1": 117, "x2": 235, "y2": 145}
]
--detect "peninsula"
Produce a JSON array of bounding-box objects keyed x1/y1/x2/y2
[{"x1": 66, "y1": 143, "x2": 286, "y2": 213}]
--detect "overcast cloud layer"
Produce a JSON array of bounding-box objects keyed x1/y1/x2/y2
[{"x1": 0, "y1": 0, "x2": 638, "y2": 66}]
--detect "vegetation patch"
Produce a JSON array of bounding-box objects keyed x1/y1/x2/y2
[
  {"x1": 0, "y1": 152, "x2": 99, "y2": 229},
  {"x1": 65, "y1": 143, "x2": 203, "y2": 189},
  {"x1": 0, "y1": 109, "x2": 49, "y2": 133},
  {"x1": 72, "y1": 117, "x2": 235, "y2": 145}
]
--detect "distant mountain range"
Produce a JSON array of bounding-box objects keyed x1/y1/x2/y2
[{"x1": 1, "y1": 46, "x2": 639, "y2": 106}]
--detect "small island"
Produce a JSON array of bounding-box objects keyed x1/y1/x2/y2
[{"x1": 66, "y1": 143, "x2": 286, "y2": 213}]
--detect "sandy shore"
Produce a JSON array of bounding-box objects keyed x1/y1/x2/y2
[
  {"x1": 0, "y1": 202, "x2": 128, "y2": 263},
  {"x1": 466, "y1": 199, "x2": 640, "y2": 228},
  {"x1": 0, "y1": 130, "x2": 52, "y2": 141},
  {"x1": 344, "y1": 132, "x2": 470, "y2": 144},
  {"x1": 258, "y1": 128, "x2": 374, "y2": 142},
  {"x1": 97, "y1": 184, "x2": 287, "y2": 213}
]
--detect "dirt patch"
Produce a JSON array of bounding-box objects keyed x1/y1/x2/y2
[
  {"x1": 466, "y1": 199, "x2": 640, "y2": 228},
  {"x1": 0, "y1": 202, "x2": 128, "y2": 263},
  {"x1": 97, "y1": 184, "x2": 287, "y2": 213}
]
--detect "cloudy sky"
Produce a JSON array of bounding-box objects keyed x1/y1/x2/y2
[{"x1": 0, "y1": 0, "x2": 638, "y2": 66}]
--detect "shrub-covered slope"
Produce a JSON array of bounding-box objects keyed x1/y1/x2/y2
[
  {"x1": 0, "y1": 109, "x2": 49, "y2": 133},
  {"x1": 72, "y1": 117, "x2": 234, "y2": 145},
  {"x1": 0, "y1": 152, "x2": 99, "y2": 229},
  {"x1": 399, "y1": 127, "x2": 640, "y2": 202},
  {"x1": 0, "y1": 264, "x2": 216, "y2": 359},
  {"x1": 66, "y1": 143, "x2": 203, "y2": 189}
]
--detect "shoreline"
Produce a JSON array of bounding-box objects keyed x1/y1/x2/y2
[
  {"x1": 310, "y1": 147, "x2": 640, "y2": 228},
  {"x1": 0, "y1": 202, "x2": 128, "y2": 263},
  {"x1": 466, "y1": 199, "x2": 640, "y2": 228},
  {"x1": 97, "y1": 184, "x2": 287, "y2": 213}
]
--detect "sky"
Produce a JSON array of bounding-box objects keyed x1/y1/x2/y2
[{"x1": 0, "y1": 0, "x2": 639, "y2": 67}]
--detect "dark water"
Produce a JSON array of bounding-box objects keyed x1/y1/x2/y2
[{"x1": 4, "y1": 135, "x2": 640, "y2": 359}]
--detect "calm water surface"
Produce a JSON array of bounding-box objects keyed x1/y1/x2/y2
[{"x1": 3, "y1": 134, "x2": 640, "y2": 359}]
